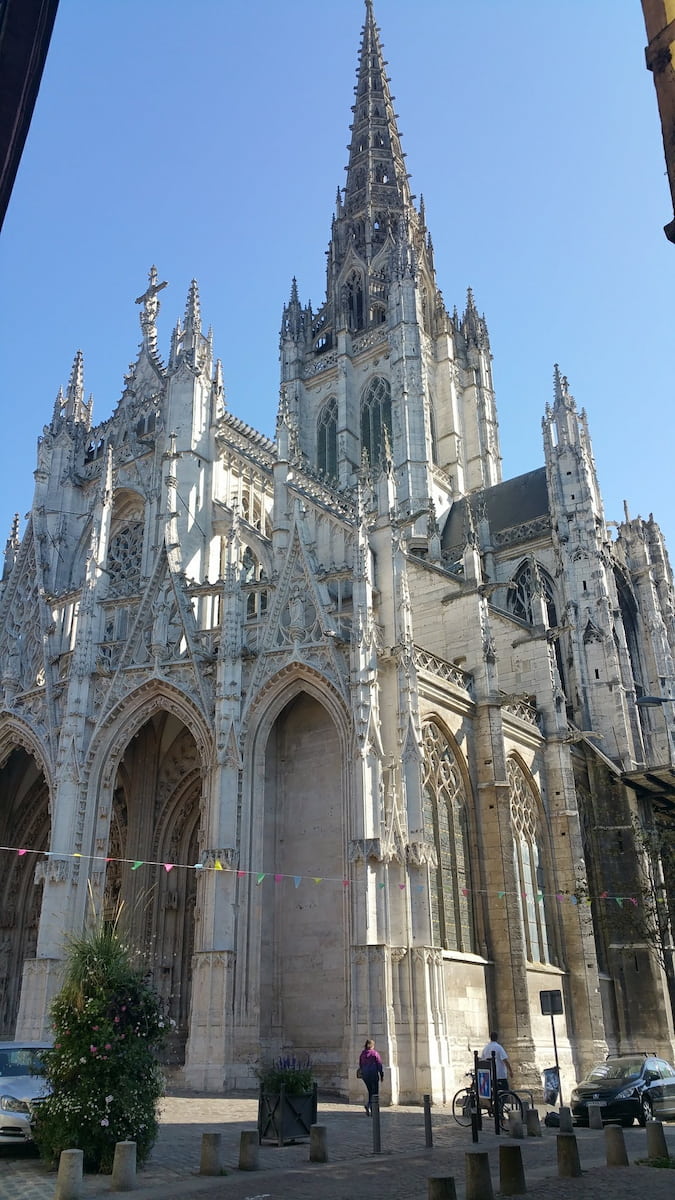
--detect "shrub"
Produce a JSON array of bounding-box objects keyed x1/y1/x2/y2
[
  {"x1": 34, "y1": 922, "x2": 167, "y2": 1172},
  {"x1": 255, "y1": 1054, "x2": 314, "y2": 1094}
]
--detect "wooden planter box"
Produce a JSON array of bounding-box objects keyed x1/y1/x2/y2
[{"x1": 257, "y1": 1082, "x2": 318, "y2": 1145}]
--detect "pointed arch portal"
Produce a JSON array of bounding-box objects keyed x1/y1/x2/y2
[
  {"x1": 104, "y1": 710, "x2": 202, "y2": 1064},
  {"x1": 0, "y1": 747, "x2": 49, "y2": 1035},
  {"x1": 260, "y1": 691, "x2": 347, "y2": 1070}
]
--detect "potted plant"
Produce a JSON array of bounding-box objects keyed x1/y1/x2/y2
[{"x1": 256, "y1": 1054, "x2": 317, "y2": 1146}]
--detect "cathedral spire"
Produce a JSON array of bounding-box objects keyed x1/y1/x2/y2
[{"x1": 343, "y1": 0, "x2": 412, "y2": 235}]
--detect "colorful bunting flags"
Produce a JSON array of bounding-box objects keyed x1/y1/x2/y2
[{"x1": 0, "y1": 843, "x2": 662, "y2": 909}]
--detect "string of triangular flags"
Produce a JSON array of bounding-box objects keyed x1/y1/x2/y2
[{"x1": 0, "y1": 843, "x2": 657, "y2": 906}]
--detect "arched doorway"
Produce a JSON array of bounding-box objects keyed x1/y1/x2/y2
[
  {"x1": 0, "y1": 746, "x2": 49, "y2": 1035},
  {"x1": 104, "y1": 711, "x2": 201, "y2": 1063},
  {"x1": 260, "y1": 691, "x2": 347, "y2": 1079}
]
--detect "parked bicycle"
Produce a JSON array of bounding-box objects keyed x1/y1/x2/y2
[{"x1": 452, "y1": 1070, "x2": 524, "y2": 1132}]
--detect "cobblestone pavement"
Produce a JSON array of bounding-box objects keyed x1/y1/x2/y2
[{"x1": 2, "y1": 1094, "x2": 675, "y2": 1200}]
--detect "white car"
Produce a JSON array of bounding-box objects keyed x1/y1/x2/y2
[{"x1": 0, "y1": 1042, "x2": 51, "y2": 1144}]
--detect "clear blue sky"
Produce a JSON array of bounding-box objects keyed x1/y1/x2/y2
[{"x1": 1, "y1": 1, "x2": 673, "y2": 554}]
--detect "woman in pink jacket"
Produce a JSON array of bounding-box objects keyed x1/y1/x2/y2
[{"x1": 358, "y1": 1038, "x2": 384, "y2": 1115}]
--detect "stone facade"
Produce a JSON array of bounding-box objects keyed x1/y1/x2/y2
[{"x1": 1, "y1": 2, "x2": 674, "y2": 1102}]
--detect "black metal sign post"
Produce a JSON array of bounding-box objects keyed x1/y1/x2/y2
[
  {"x1": 540, "y1": 988, "x2": 564, "y2": 1108},
  {"x1": 471, "y1": 1050, "x2": 481, "y2": 1142}
]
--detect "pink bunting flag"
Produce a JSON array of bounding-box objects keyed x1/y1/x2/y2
[
  {"x1": 461, "y1": 888, "x2": 469, "y2": 897},
  {"x1": 237, "y1": 870, "x2": 246, "y2": 877},
  {"x1": 17, "y1": 849, "x2": 26, "y2": 856},
  {"x1": 399, "y1": 883, "x2": 406, "y2": 890},
  {"x1": 274, "y1": 874, "x2": 283, "y2": 883},
  {"x1": 164, "y1": 863, "x2": 174, "y2": 873}
]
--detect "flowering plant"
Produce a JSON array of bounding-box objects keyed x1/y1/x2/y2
[
  {"x1": 34, "y1": 921, "x2": 167, "y2": 1172},
  {"x1": 255, "y1": 1054, "x2": 314, "y2": 1095}
]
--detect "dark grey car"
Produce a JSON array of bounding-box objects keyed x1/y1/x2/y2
[{"x1": 571, "y1": 1054, "x2": 675, "y2": 1126}]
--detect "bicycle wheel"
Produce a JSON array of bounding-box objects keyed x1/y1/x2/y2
[
  {"x1": 497, "y1": 1090, "x2": 524, "y2": 1132},
  {"x1": 452, "y1": 1086, "x2": 474, "y2": 1127}
]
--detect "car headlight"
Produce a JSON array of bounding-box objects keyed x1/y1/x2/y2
[
  {"x1": 0, "y1": 1094, "x2": 30, "y2": 1114},
  {"x1": 614, "y1": 1086, "x2": 638, "y2": 1101}
]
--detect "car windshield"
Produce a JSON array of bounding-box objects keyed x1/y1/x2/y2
[
  {"x1": 584, "y1": 1058, "x2": 644, "y2": 1083},
  {"x1": 0, "y1": 1048, "x2": 46, "y2": 1077}
]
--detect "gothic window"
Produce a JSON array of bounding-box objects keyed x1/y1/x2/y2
[
  {"x1": 107, "y1": 521, "x2": 143, "y2": 596},
  {"x1": 422, "y1": 722, "x2": 474, "y2": 953},
  {"x1": 361, "y1": 376, "x2": 392, "y2": 468},
  {"x1": 241, "y1": 547, "x2": 267, "y2": 621},
  {"x1": 615, "y1": 570, "x2": 645, "y2": 695},
  {"x1": 509, "y1": 561, "x2": 558, "y2": 628},
  {"x1": 344, "y1": 270, "x2": 365, "y2": 331},
  {"x1": 317, "y1": 398, "x2": 338, "y2": 477},
  {"x1": 508, "y1": 757, "x2": 551, "y2": 963}
]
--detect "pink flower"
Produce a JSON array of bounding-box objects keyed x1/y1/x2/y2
[
  {"x1": 92, "y1": 1025, "x2": 99, "y2": 1031},
  {"x1": 105, "y1": 1043, "x2": 111, "y2": 1051},
  {"x1": 90, "y1": 1045, "x2": 97, "y2": 1053},
  {"x1": 114, "y1": 1017, "x2": 120, "y2": 1024}
]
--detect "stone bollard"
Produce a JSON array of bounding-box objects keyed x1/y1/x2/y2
[
  {"x1": 559, "y1": 1106, "x2": 573, "y2": 1133},
  {"x1": 200, "y1": 1131, "x2": 223, "y2": 1176},
  {"x1": 465, "y1": 1150, "x2": 494, "y2": 1200},
  {"x1": 605, "y1": 1123, "x2": 629, "y2": 1167},
  {"x1": 428, "y1": 1177, "x2": 457, "y2": 1200},
  {"x1": 557, "y1": 1132, "x2": 582, "y2": 1178},
  {"x1": 54, "y1": 1149, "x2": 83, "y2": 1200},
  {"x1": 506, "y1": 1110, "x2": 524, "y2": 1139},
  {"x1": 309, "y1": 1124, "x2": 328, "y2": 1163},
  {"x1": 588, "y1": 1103, "x2": 604, "y2": 1130},
  {"x1": 646, "y1": 1119, "x2": 669, "y2": 1161},
  {"x1": 111, "y1": 1141, "x2": 137, "y2": 1191},
  {"x1": 238, "y1": 1129, "x2": 259, "y2": 1171},
  {"x1": 526, "y1": 1108, "x2": 542, "y2": 1137},
  {"x1": 499, "y1": 1143, "x2": 526, "y2": 1195}
]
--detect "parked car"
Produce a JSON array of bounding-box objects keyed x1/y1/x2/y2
[
  {"x1": 0, "y1": 1042, "x2": 51, "y2": 1145},
  {"x1": 570, "y1": 1053, "x2": 675, "y2": 1126}
]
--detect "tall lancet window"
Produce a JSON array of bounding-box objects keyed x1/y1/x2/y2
[
  {"x1": 361, "y1": 376, "x2": 392, "y2": 469},
  {"x1": 317, "y1": 398, "x2": 337, "y2": 478},
  {"x1": 421, "y1": 721, "x2": 474, "y2": 953},
  {"x1": 509, "y1": 560, "x2": 558, "y2": 628},
  {"x1": 345, "y1": 270, "x2": 365, "y2": 331},
  {"x1": 508, "y1": 757, "x2": 551, "y2": 964}
]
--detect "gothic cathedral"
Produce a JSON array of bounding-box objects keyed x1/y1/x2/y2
[{"x1": 1, "y1": 2, "x2": 674, "y2": 1101}]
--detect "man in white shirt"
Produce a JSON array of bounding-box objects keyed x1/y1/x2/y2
[{"x1": 481, "y1": 1031, "x2": 513, "y2": 1090}]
